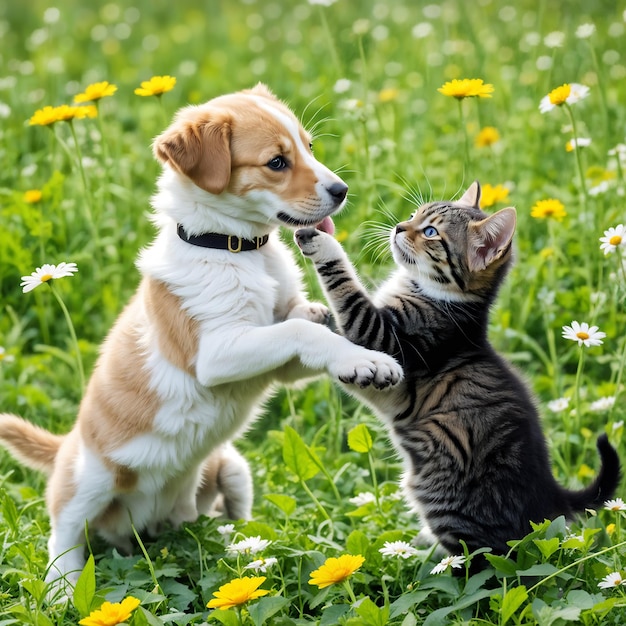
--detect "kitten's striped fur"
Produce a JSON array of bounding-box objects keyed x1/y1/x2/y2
[{"x1": 296, "y1": 181, "x2": 620, "y2": 557}]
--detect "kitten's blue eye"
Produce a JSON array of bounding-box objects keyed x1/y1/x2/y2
[{"x1": 423, "y1": 226, "x2": 438, "y2": 238}]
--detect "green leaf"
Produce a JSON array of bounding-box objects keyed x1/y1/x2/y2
[
  {"x1": 534, "y1": 537, "x2": 561, "y2": 560},
  {"x1": 484, "y1": 554, "x2": 517, "y2": 576},
  {"x1": 422, "y1": 588, "x2": 495, "y2": 626},
  {"x1": 282, "y1": 426, "x2": 319, "y2": 481},
  {"x1": 135, "y1": 607, "x2": 166, "y2": 626},
  {"x1": 320, "y1": 604, "x2": 350, "y2": 626},
  {"x1": 208, "y1": 608, "x2": 241, "y2": 626},
  {"x1": 347, "y1": 423, "x2": 373, "y2": 453},
  {"x1": 390, "y1": 590, "x2": 435, "y2": 618},
  {"x1": 264, "y1": 494, "x2": 296, "y2": 517},
  {"x1": 73, "y1": 554, "x2": 96, "y2": 616},
  {"x1": 501, "y1": 585, "x2": 528, "y2": 625},
  {"x1": 247, "y1": 596, "x2": 290, "y2": 626},
  {"x1": 0, "y1": 493, "x2": 19, "y2": 535},
  {"x1": 346, "y1": 529, "x2": 370, "y2": 558},
  {"x1": 355, "y1": 597, "x2": 390, "y2": 626},
  {"x1": 516, "y1": 563, "x2": 559, "y2": 577}
]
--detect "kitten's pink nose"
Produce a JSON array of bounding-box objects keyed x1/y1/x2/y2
[{"x1": 396, "y1": 224, "x2": 406, "y2": 234}]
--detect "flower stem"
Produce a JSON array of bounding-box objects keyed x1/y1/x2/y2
[
  {"x1": 572, "y1": 347, "x2": 585, "y2": 455},
  {"x1": 48, "y1": 282, "x2": 85, "y2": 391},
  {"x1": 300, "y1": 478, "x2": 331, "y2": 522},
  {"x1": 564, "y1": 104, "x2": 589, "y2": 205},
  {"x1": 317, "y1": 5, "x2": 343, "y2": 77},
  {"x1": 342, "y1": 579, "x2": 358, "y2": 606},
  {"x1": 457, "y1": 98, "x2": 471, "y2": 171}
]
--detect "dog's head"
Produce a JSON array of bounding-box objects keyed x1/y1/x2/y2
[{"x1": 153, "y1": 83, "x2": 347, "y2": 230}]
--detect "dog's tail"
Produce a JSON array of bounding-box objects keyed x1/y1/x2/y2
[{"x1": 0, "y1": 413, "x2": 64, "y2": 475}]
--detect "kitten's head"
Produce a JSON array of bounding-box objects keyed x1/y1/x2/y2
[{"x1": 391, "y1": 181, "x2": 516, "y2": 302}]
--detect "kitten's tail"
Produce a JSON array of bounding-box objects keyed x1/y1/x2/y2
[
  {"x1": 0, "y1": 413, "x2": 63, "y2": 475},
  {"x1": 567, "y1": 434, "x2": 621, "y2": 512}
]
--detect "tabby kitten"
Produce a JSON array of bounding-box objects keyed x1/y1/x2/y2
[{"x1": 295, "y1": 181, "x2": 620, "y2": 557}]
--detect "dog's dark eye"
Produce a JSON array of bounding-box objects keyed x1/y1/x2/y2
[
  {"x1": 423, "y1": 225, "x2": 438, "y2": 238},
  {"x1": 267, "y1": 156, "x2": 288, "y2": 171}
]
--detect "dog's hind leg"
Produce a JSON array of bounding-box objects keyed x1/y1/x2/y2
[{"x1": 44, "y1": 442, "x2": 116, "y2": 602}]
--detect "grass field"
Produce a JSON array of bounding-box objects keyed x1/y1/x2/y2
[{"x1": 1, "y1": 0, "x2": 626, "y2": 623}]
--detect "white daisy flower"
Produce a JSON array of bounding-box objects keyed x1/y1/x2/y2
[
  {"x1": 349, "y1": 492, "x2": 376, "y2": 507},
  {"x1": 547, "y1": 397, "x2": 570, "y2": 413},
  {"x1": 604, "y1": 498, "x2": 626, "y2": 512},
  {"x1": 379, "y1": 541, "x2": 419, "y2": 559},
  {"x1": 576, "y1": 23, "x2": 596, "y2": 39},
  {"x1": 567, "y1": 83, "x2": 591, "y2": 104},
  {"x1": 562, "y1": 321, "x2": 606, "y2": 348},
  {"x1": 566, "y1": 137, "x2": 591, "y2": 151},
  {"x1": 590, "y1": 396, "x2": 616, "y2": 412},
  {"x1": 589, "y1": 181, "x2": 611, "y2": 196},
  {"x1": 599, "y1": 224, "x2": 626, "y2": 255},
  {"x1": 244, "y1": 557, "x2": 278, "y2": 573},
  {"x1": 544, "y1": 31, "x2": 565, "y2": 48},
  {"x1": 598, "y1": 571, "x2": 626, "y2": 589},
  {"x1": 333, "y1": 78, "x2": 352, "y2": 94},
  {"x1": 226, "y1": 535, "x2": 272, "y2": 556},
  {"x1": 608, "y1": 143, "x2": 626, "y2": 158},
  {"x1": 217, "y1": 523, "x2": 235, "y2": 536},
  {"x1": 20, "y1": 262, "x2": 78, "y2": 293},
  {"x1": 0, "y1": 347, "x2": 15, "y2": 364},
  {"x1": 430, "y1": 554, "x2": 466, "y2": 574}
]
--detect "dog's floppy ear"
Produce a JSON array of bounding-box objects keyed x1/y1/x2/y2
[{"x1": 153, "y1": 109, "x2": 232, "y2": 195}]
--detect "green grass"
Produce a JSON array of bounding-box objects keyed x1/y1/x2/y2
[{"x1": 1, "y1": 0, "x2": 626, "y2": 623}]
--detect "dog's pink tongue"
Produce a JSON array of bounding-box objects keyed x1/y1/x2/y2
[{"x1": 316, "y1": 216, "x2": 335, "y2": 235}]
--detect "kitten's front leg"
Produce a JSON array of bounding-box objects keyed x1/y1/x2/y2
[
  {"x1": 295, "y1": 229, "x2": 400, "y2": 358},
  {"x1": 295, "y1": 228, "x2": 345, "y2": 264}
]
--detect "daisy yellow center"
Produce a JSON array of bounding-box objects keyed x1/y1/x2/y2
[
  {"x1": 609, "y1": 235, "x2": 622, "y2": 246},
  {"x1": 576, "y1": 331, "x2": 590, "y2": 341},
  {"x1": 549, "y1": 84, "x2": 571, "y2": 105},
  {"x1": 40, "y1": 274, "x2": 53, "y2": 282}
]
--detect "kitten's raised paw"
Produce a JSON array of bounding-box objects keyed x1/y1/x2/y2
[
  {"x1": 288, "y1": 302, "x2": 331, "y2": 325},
  {"x1": 295, "y1": 228, "x2": 339, "y2": 260},
  {"x1": 332, "y1": 350, "x2": 403, "y2": 389}
]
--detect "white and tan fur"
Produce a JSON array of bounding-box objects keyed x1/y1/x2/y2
[{"x1": 0, "y1": 84, "x2": 402, "y2": 597}]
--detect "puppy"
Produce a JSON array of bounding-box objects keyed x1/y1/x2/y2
[{"x1": 0, "y1": 84, "x2": 402, "y2": 597}]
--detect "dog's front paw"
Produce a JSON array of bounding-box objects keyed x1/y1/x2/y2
[
  {"x1": 288, "y1": 302, "x2": 331, "y2": 325},
  {"x1": 332, "y1": 349, "x2": 403, "y2": 389},
  {"x1": 295, "y1": 228, "x2": 340, "y2": 261}
]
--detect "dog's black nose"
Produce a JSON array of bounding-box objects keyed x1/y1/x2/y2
[{"x1": 327, "y1": 182, "x2": 348, "y2": 204}]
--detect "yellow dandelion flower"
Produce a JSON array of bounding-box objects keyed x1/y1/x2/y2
[
  {"x1": 29, "y1": 106, "x2": 61, "y2": 126},
  {"x1": 437, "y1": 78, "x2": 494, "y2": 100},
  {"x1": 309, "y1": 554, "x2": 365, "y2": 589},
  {"x1": 379, "y1": 88, "x2": 399, "y2": 103},
  {"x1": 549, "y1": 84, "x2": 572, "y2": 106},
  {"x1": 23, "y1": 189, "x2": 43, "y2": 203},
  {"x1": 607, "y1": 523, "x2": 616, "y2": 536},
  {"x1": 480, "y1": 184, "x2": 509, "y2": 208},
  {"x1": 207, "y1": 576, "x2": 269, "y2": 610},
  {"x1": 78, "y1": 596, "x2": 141, "y2": 626},
  {"x1": 134, "y1": 75, "x2": 177, "y2": 97},
  {"x1": 475, "y1": 126, "x2": 500, "y2": 147},
  {"x1": 74, "y1": 81, "x2": 118, "y2": 103},
  {"x1": 531, "y1": 198, "x2": 567, "y2": 221}
]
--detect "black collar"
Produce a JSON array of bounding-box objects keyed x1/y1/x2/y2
[{"x1": 177, "y1": 224, "x2": 270, "y2": 252}]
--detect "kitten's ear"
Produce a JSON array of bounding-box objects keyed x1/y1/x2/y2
[
  {"x1": 458, "y1": 180, "x2": 481, "y2": 208},
  {"x1": 468, "y1": 207, "x2": 516, "y2": 272}
]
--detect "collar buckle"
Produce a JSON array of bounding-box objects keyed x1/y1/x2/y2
[{"x1": 227, "y1": 235, "x2": 243, "y2": 253}]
